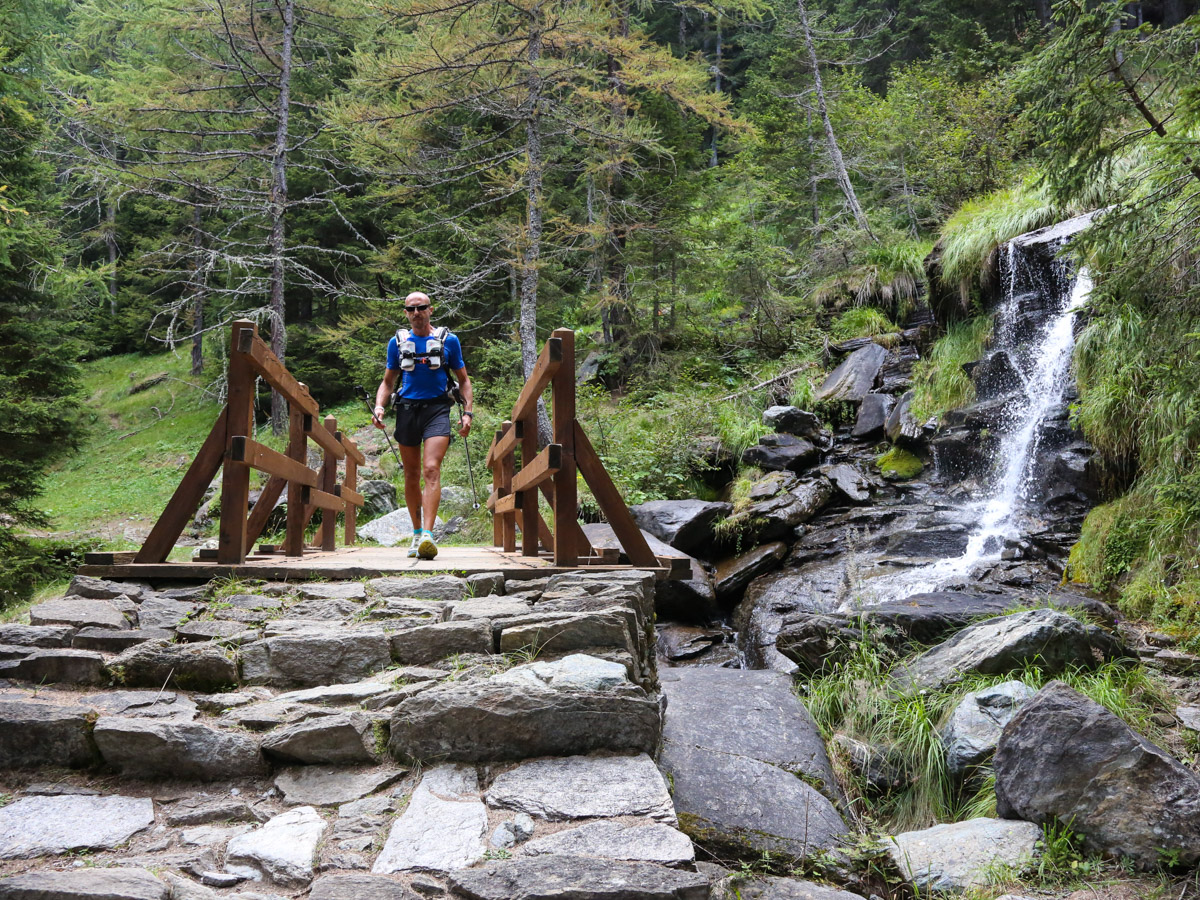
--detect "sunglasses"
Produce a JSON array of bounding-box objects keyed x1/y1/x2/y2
[{"x1": 404, "y1": 304, "x2": 430, "y2": 313}]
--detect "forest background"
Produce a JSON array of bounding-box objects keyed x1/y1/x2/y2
[{"x1": 3, "y1": 0, "x2": 1200, "y2": 640}]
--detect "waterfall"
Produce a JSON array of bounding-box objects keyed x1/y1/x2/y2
[{"x1": 867, "y1": 243, "x2": 1093, "y2": 598}]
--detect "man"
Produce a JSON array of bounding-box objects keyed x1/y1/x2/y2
[{"x1": 373, "y1": 292, "x2": 474, "y2": 559}]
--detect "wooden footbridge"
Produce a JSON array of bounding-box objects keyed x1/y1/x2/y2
[{"x1": 80, "y1": 321, "x2": 676, "y2": 582}]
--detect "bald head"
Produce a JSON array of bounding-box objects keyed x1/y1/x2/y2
[{"x1": 405, "y1": 291, "x2": 430, "y2": 305}]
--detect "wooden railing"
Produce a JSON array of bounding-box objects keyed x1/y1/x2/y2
[
  {"x1": 486, "y1": 328, "x2": 658, "y2": 569},
  {"x1": 135, "y1": 319, "x2": 365, "y2": 565}
]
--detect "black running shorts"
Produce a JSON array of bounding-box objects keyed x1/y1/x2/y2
[{"x1": 394, "y1": 402, "x2": 452, "y2": 447}]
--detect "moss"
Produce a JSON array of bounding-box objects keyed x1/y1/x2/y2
[
  {"x1": 371, "y1": 720, "x2": 390, "y2": 758},
  {"x1": 876, "y1": 447, "x2": 923, "y2": 481}
]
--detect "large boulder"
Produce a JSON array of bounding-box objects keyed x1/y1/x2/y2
[
  {"x1": 892, "y1": 608, "x2": 1127, "y2": 692},
  {"x1": 995, "y1": 681, "x2": 1200, "y2": 868},
  {"x1": 0, "y1": 701, "x2": 101, "y2": 769},
  {"x1": 388, "y1": 678, "x2": 661, "y2": 763},
  {"x1": 659, "y1": 668, "x2": 847, "y2": 864},
  {"x1": 762, "y1": 407, "x2": 824, "y2": 440},
  {"x1": 815, "y1": 343, "x2": 888, "y2": 403},
  {"x1": 884, "y1": 391, "x2": 924, "y2": 448},
  {"x1": 713, "y1": 542, "x2": 787, "y2": 603},
  {"x1": 941, "y1": 681, "x2": 1037, "y2": 779},
  {"x1": 972, "y1": 350, "x2": 1022, "y2": 401},
  {"x1": 851, "y1": 393, "x2": 895, "y2": 442},
  {"x1": 359, "y1": 479, "x2": 399, "y2": 520},
  {"x1": 629, "y1": 500, "x2": 732, "y2": 556},
  {"x1": 654, "y1": 558, "x2": 719, "y2": 624},
  {"x1": 727, "y1": 477, "x2": 834, "y2": 545}
]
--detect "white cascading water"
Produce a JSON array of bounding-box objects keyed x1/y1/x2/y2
[{"x1": 866, "y1": 254, "x2": 1093, "y2": 598}]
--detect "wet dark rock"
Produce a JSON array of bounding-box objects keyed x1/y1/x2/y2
[
  {"x1": 742, "y1": 434, "x2": 820, "y2": 473},
  {"x1": 656, "y1": 624, "x2": 737, "y2": 666},
  {"x1": 629, "y1": 499, "x2": 732, "y2": 556},
  {"x1": 972, "y1": 350, "x2": 1023, "y2": 401},
  {"x1": 731, "y1": 477, "x2": 834, "y2": 544},
  {"x1": 736, "y1": 563, "x2": 847, "y2": 673},
  {"x1": 881, "y1": 525, "x2": 970, "y2": 558},
  {"x1": 851, "y1": 393, "x2": 895, "y2": 441},
  {"x1": 689, "y1": 437, "x2": 737, "y2": 488},
  {"x1": 821, "y1": 464, "x2": 873, "y2": 502},
  {"x1": 879, "y1": 343, "x2": 920, "y2": 395},
  {"x1": 713, "y1": 542, "x2": 788, "y2": 603},
  {"x1": 884, "y1": 391, "x2": 925, "y2": 448},
  {"x1": 996, "y1": 680, "x2": 1200, "y2": 868},
  {"x1": 654, "y1": 558, "x2": 719, "y2": 624},
  {"x1": 762, "y1": 407, "x2": 823, "y2": 440},
  {"x1": 815, "y1": 343, "x2": 888, "y2": 403}
]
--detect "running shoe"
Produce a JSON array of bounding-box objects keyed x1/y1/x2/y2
[
  {"x1": 407, "y1": 530, "x2": 422, "y2": 558},
  {"x1": 417, "y1": 530, "x2": 438, "y2": 560}
]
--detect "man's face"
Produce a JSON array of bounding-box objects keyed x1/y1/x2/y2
[{"x1": 404, "y1": 297, "x2": 431, "y2": 327}]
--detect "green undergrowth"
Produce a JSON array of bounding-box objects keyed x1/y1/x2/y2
[
  {"x1": 801, "y1": 631, "x2": 1174, "y2": 835},
  {"x1": 830, "y1": 307, "x2": 898, "y2": 341},
  {"x1": 909, "y1": 314, "x2": 992, "y2": 421}
]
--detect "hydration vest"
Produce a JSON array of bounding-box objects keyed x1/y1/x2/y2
[{"x1": 394, "y1": 326, "x2": 460, "y2": 403}]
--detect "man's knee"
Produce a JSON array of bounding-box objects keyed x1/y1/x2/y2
[{"x1": 422, "y1": 463, "x2": 441, "y2": 483}]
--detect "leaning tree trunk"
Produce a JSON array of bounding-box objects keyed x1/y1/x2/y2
[
  {"x1": 797, "y1": 0, "x2": 874, "y2": 239},
  {"x1": 268, "y1": 0, "x2": 296, "y2": 434}
]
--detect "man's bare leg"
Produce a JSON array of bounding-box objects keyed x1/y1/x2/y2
[
  {"x1": 399, "y1": 443, "x2": 423, "y2": 532},
  {"x1": 421, "y1": 436, "x2": 450, "y2": 532}
]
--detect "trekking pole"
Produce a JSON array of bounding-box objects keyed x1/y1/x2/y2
[
  {"x1": 457, "y1": 401, "x2": 482, "y2": 510},
  {"x1": 354, "y1": 385, "x2": 404, "y2": 471}
]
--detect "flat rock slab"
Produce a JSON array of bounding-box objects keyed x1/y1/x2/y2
[
  {"x1": 486, "y1": 754, "x2": 675, "y2": 823},
  {"x1": 73, "y1": 628, "x2": 173, "y2": 652},
  {"x1": 814, "y1": 342, "x2": 887, "y2": 403},
  {"x1": 94, "y1": 717, "x2": 268, "y2": 780},
  {"x1": 0, "y1": 795, "x2": 155, "y2": 859},
  {"x1": 660, "y1": 669, "x2": 847, "y2": 863},
  {"x1": 275, "y1": 681, "x2": 394, "y2": 705},
  {"x1": 226, "y1": 806, "x2": 326, "y2": 887},
  {"x1": 240, "y1": 630, "x2": 391, "y2": 688},
  {"x1": 447, "y1": 855, "x2": 709, "y2": 900},
  {"x1": 0, "y1": 701, "x2": 100, "y2": 769},
  {"x1": 30, "y1": 597, "x2": 129, "y2": 630},
  {"x1": 84, "y1": 690, "x2": 198, "y2": 720},
  {"x1": 494, "y1": 654, "x2": 629, "y2": 692},
  {"x1": 892, "y1": 608, "x2": 1126, "y2": 691},
  {"x1": 389, "y1": 620, "x2": 493, "y2": 665},
  {"x1": 373, "y1": 765, "x2": 487, "y2": 874},
  {"x1": 522, "y1": 821, "x2": 694, "y2": 865},
  {"x1": 711, "y1": 876, "x2": 861, "y2": 900},
  {"x1": 388, "y1": 680, "x2": 661, "y2": 762},
  {"x1": 8, "y1": 649, "x2": 105, "y2": 685},
  {"x1": 996, "y1": 680, "x2": 1200, "y2": 868},
  {"x1": 885, "y1": 818, "x2": 1041, "y2": 893},
  {"x1": 107, "y1": 640, "x2": 238, "y2": 693},
  {"x1": 68, "y1": 575, "x2": 144, "y2": 600},
  {"x1": 0, "y1": 868, "x2": 167, "y2": 900},
  {"x1": 369, "y1": 574, "x2": 467, "y2": 602},
  {"x1": 659, "y1": 668, "x2": 838, "y2": 799},
  {"x1": 297, "y1": 583, "x2": 368, "y2": 601},
  {"x1": 0, "y1": 624, "x2": 76, "y2": 647},
  {"x1": 261, "y1": 712, "x2": 376, "y2": 765},
  {"x1": 629, "y1": 500, "x2": 732, "y2": 556},
  {"x1": 275, "y1": 766, "x2": 405, "y2": 806},
  {"x1": 137, "y1": 598, "x2": 198, "y2": 630},
  {"x1": 309, "y1": 874, "x2": 420, "y2": 900}
]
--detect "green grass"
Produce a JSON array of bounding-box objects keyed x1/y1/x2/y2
[
  {"x1": 909, "y1": 315, "x2": 993, "y2": 420},
  {"x1": 830, "y1": 307, "x2": 897, "y2": 341}
]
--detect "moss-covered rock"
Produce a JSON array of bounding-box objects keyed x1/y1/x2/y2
[{"x1": 876, "y1": 447, "x2": 923, "y2": 481}]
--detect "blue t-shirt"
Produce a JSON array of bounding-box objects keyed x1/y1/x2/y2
[{"x1": 387, "y1": 330, "x2": 465, "y2": 400}]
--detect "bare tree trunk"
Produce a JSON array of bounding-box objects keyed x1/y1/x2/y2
[
  {"x1": 268, "y1": 0, "x2": 295, "y2": 434},
  {"x1": 709, "y1": 21, "x2": 721, "y2": 168},
  {"x1": 520, "y1": 11, "x2": 553, "y2": 445},
  {"x1": 601, "y1": 0, "x2": 631, "y2": 347},
  {"x1": 104, "y1": 198, "x2": 118, "y2": 314},
  {"x1": 190, "y1": 203, "x2": 206, "y2": 375},
  {"x1": 806, "y1": 106, "x2": 819, "y2": 232},
  {"x1": 797, "y1": 0, "x2": 874, "y2": 239}
]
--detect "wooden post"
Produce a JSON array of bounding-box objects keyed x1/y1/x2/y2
[
  {"x1": 218, "y1": 320, "x2": 257, "y2": 565},
  {"x1": 519, "y1": 412, "x2": 539, "y2": 556},
  {"x1": 344, "y1": 452, "x2": 357, "y2": 546},
  {"x1": 318, "y1": 415, "x2": 338, "y2": 551},
  {"x1": 491, "y1": 424, "x2": 507, "y2": 548},
  {"x1": 284, "y1": 405, "x2": 307, "y2": 557},
  {"x1": 498, "y1": 421, "x2": 516, "y2": 553},
  {"x1": 550, "y1": 328, "x2": 577, "y2": 566}
]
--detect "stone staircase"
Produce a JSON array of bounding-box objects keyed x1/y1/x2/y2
[{"x1": 0, "y1": 570, "x2": 736, "y2": 900}]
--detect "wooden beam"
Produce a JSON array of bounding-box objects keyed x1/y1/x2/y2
[
  {"x1": 318, "y1": 415, "x2": 338, "y2": 551},
  {"x1": 538, "y1": 481, "x2": 594, "y2": 559},
  {"x1": 486, "y1": 419, "x2": 521, "y2": 468},
  {"x1": 231, "y1": 436, "x2": 319, "y2": 487},
  {"x1": 343, "y1": 454, "x2": 358, "y2": 546},
  {"x1": 573, "y1": 420, "x2": 658, "y2": 568},
  {"x1": 245, "y1": 475, "x2": 286, "y2": 547},
  {"x1": 341, "y1": 436, "x2": 366, "y2": 467},
  {"x1": 135, "y1": 408, "x2": 228, "y2": 563},
  {"x1": 285, "y1": 403, "x2": 307, "y2": 558},
  {"x1": 303, "y1": 484, "x2": 345, "y2": 513},
  {"x1": 306, "y1": 414, "x2": 346, "y2": 460},
  {"x1": 551, "y1": 329, "x2": 577, "y2": 567},
  {"x1": 512, "y1": 443, "x2": 561, "y2": 494},
  {"x1": 520, "y1": 413, "x2": 539, "y2": 558},
  {"x1": 510, "y1": 337, "x2": 562, "y2": 424},
  {"x1": 335, "y1": 484, "x2": 365, "y2": 507},
  {"x1": 237, "y1": 329, "x2": 319, "y2": 416},
  {"x1": 218, "y1": 320, "x2": 256, "y2": 565},
  {"x1": 493, "y1": 492, "x2": 522, "y2": 515}
]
